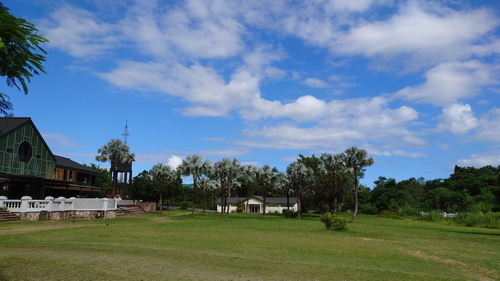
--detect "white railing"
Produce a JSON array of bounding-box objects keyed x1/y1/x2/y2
[{"x1": 0, "y1": 196, "x2": 117, "y2": 213}]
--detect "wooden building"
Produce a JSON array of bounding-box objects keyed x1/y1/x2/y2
[{"x1": 0, "y1": 117, "x2": 104, "y2": 199}]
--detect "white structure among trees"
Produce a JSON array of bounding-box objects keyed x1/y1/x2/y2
[{"x1": 217, "y1": 196, "x2": 297, "y2": 214}]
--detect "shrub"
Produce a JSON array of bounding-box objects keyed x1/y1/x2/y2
[
  {"x1": 420, "y1": 210, "x2": 444, "y2": 222},
  {"x1": 178, "y1": 201, "x2": 193, "y2": 209},
  {"x1": 454, "y1": 212, "x2": 500, "y2": 229},
  {"x1": 378, "y1": 210, "x2": 399, "y2": 219},
  {"x1": 398, "y1": 206, "x2": 422, "y2": 218},
  {"x1": 360, "y1": 203, "x2": 378, "y2": 215},
  {"x1": 319, "y1": 213, "x2": 349, "y2": 231},
  {"x1": 282, "y1": 209, "x2": 297, "y2": 218}
]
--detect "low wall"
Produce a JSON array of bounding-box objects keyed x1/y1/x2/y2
[{"x1": 137, "y1": 202, "x2": 156, "y2": 213}]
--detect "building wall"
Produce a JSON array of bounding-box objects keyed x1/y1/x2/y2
[{"x1": 0, "y1": 122, "x2": 55, "y2": 179}]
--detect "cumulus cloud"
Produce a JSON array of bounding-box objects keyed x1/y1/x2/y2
[
  {"x1": 395, "y1": 60, "x2": 498, "y2": 106},
  {"x1": 167, "y1": 155, "x2": 183, "y2": 169},
  {"x1": 332, "y1": 2, "x2": 499, "y2": 69},
  {"x1": 457, "y1": 152, "x2": 500, "y2": 167},
  {"x1": 38, "y1": 4, "x2": 120, "y2": 58},
  {"x1": 437, "y1": 104, "x2": 479, "y2": 135}
]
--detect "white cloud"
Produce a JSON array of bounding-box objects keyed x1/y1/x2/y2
[
  {"x1": 332, "y1": 2, "x2": 499, "y2": 69},
  {"x1": 474, "y1": 108, "x2": 500, "y2": 142},
  {"x1": 239, "y1": 96, "x2": 423, "y2": 150},
  {"x1": 39, "y1": 4, "x2": 120, "y2": 58},
  {"x1": 395, "y1": 60, "x2": 498, "y2": 106},
  {"x1": 301, "y1": 78, "x2": 330, "y2": 88},
  {"x1": 167, "y1": 155, "x2": 183, "y2": 169},
  {"x1": 457, "y1": 152, "x2": 500, "y2": 167},
  {"x1": 437, "y1": 103, "x2": 479, "y2": 135}
]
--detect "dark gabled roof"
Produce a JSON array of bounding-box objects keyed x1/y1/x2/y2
[
  {"x1": 0, "y1": 117, "x2": 31, "y2": 136},
  {"x1": 0, "y1": 117, "x2": 56, "y2": 161},
  {"x1": 219, "y1": 196, "x2": 297, "y2": 204},
  {"x1": 55, "y1": 155, "x2": 101, "y2": 176}
]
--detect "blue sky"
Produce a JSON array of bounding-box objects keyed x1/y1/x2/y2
[{"x1": 4, "y1": 0, "x2": 500, "y2": 187}]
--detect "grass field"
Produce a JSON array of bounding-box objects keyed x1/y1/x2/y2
[{"x1": 0, "y1": 212, "x2": 499, "y2": 281}]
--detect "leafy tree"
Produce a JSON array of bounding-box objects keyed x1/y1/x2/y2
[
  {"x1": 131, "y1": 170, "x2": 155, "y2": 201},
  {"x1": 286, "y1": 161, "x2": 314, "y2": 219},
  {"x1": 96, "y1": 139, "x2": 135, "y2": 195},
  {"x1": 240, "y1": 164, "x2": 258, "y2": 212},
  {"x1": 256, "y1": 165, "x2": 278, "y2": 218},
  {"x1": 86, "y1": 163, "x2": 112, "y2": 193},
  {"x1": 320, "y1": 153, "x2": 346, "y2": 213},
  {"x1": 177, "y1": 155, "x2": 211, "y2": 217},
  {"x1": 344, "y1": 146, "x2": 374, "y2": 221},
  {"x1": 0, "y1": 3, "x2": 48, "y2": 115},
  {"x1": 150, "y1": 164, "x2": 179, "y2": 213},
  {"x1": 213, "y1": 158, "x2": 241, "y2": 217},
  {"x1": 197, "y1": 176, "x2": 218, "y2": 212}
]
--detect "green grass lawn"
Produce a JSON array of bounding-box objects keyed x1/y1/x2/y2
[{"x1": 1, "y1": 212, "x2": 499, "y2": 281}]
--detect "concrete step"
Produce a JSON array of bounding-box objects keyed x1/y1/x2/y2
[{"x1": 0, "y1": 207, "x2": 20, "y2": 222}]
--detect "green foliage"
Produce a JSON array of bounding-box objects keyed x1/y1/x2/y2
[
  {"x1": 178, "y1": 201, "x2": 193, "y2": 209},
  {"x1": 454, "y1": 212, "x2": 500, "y2": 229},
  {"x1": 0, "y1": 3, "x2": 48, "y2": 115},
  {"x1": 282, "y1": 209, "x2": 297, "y2": 218},
  {"x1": 360, "y1": 203, "x2": 378, "y2": 215},
  {"x1": 319, "y1": 213, "x2": 349, "y2": 231},
  {"x1": 398, "y1": 206, "x2": 422, "y2": 217},
  {"x1": 419, "y1": 210, "x2": 445, "y2": 222},
  {"x1": 378, "y1": 210, "x2": 399, "y2": 219}
]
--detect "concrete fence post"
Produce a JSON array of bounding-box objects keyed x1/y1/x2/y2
[
  {"x1": 67, "y1": 197, "x2": 75, "y2": 211},
  {"x1": 45, "y1": 196, "x2": 54, "y2": 212},
  {"x1": 102, "y1": 198, "x2": 109, "y2": 211},
  {"x1": 20, "y1": 196, "x2": 32, "y2": 212},
  {"x1": 0, "y1": 196, "x2": 7, "y2": 208}
]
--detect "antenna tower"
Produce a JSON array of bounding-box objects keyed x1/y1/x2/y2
[{"x1": 122, "y1": 120, "x2": 129, "y2": 145}]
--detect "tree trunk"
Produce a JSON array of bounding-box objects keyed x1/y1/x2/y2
[
  {"x1": 297, "y1": 187, "x2": 302, "y2": 220},
  {"x1": 333, "y1": 171, "x2": 338, "y2": 214},
  {"x1": 262, "y1": 185, "x2": 267, "y2": 219},
  {"x1": 351, "y1": 168, "x2": 359, "y2": 222},
  {"x1": 203, "y1": 185, "x2": 207, "y2": 212},
  {"x1": 191, "y1": 176, "x2": 197, "y2": 217}
]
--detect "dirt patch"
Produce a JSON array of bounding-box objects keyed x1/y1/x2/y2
[
  {"x1": 0, "y1": 222, "x2": 94, "y2": 235},
  {"x1": 406, "y1": 250, "x2": 466, "y2": 266},
  {"x1": 359, "y1": 237, "x2": 409, "y2": 244}
]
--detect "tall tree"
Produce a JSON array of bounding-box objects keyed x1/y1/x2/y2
[
  {"x1": 197, "y1": 176, "x2": 217, "y2": 212},
  {"x1": 213, "y1": 158, "x2": 241, "y2": 217},
  {"x1": 319, "y1": 153, "x2": 346, "y2": 213},
  {"x1": 241, "y1": 164, "x2": 258, "y2": 212},
  {"x1": 257, "y1": 165, "x2": 278, "y2": 218},
  {"x1": 95, "y1": 139, "x2": 135, "y2": 196},
  {"x1": 177, "y1": 155, "x2": 211, "y2": 217},
  {"x1": 344, "y1": 146, "x2": 374, "y2": 221},
  {"x1": 0, "y1": 3, "x2": 48, "y2": 115},
  {"x1": 150, "y1": 164, "x2": 178, "y2": 213},
  {"x1": 286, "y1": 161, "x2": 314, "y2": 219}
]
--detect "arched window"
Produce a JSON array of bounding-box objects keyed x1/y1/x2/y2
[{"x1": 18, "y1": 141, "x2": 32, "y2": 163}]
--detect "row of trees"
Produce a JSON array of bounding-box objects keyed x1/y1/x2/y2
[{"x1": 127, "y1": 146, "x2": 374, "y2": 221}]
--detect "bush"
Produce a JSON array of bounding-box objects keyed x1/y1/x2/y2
[
  {"x1": 419, "y1": 210, "x2": 444, "y2": 222},
  {"x1": 178, "y1": 201, "x2": 193, "y2": 209},
  {"x1": 398, "y1": 206, "x2": 422, "y2": 218},
  {"x1": 319, "y1": 213, "x2": 349, "y2": 231},
  {"x1": 378, "y1": 210, "x2": 399, "y2": 219},
  {"x1": 360, "y1": 203, "x2": 378, "y2": 215},
  {"x1": 454, "y1": 212, "x2": 500, "y2": 229},
  {"x1": 282, "y1": 209, "x2": 297, "y2": 218}
]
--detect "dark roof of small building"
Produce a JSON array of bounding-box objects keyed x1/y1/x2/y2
[
  {"x1": 0, "y1": 117, "x2": 32, "y2": 136},
  {"x1": 55, "y1": 155, "x2": 101, "y2": 176},
  {"x1": 219, "y1": 196, "x2": 297, "y2": 204}
]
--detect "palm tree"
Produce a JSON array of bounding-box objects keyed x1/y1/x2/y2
[
  {"x1": 241, "y1": 165, "x2": 258, "y2": 212},
  {"x1": 344, "y1": 146, "x2": 374, "y2": 222},
  {"x1": 257, "y1": 165, "x2": 278, "y2": 218},
  {"x1": 286, "y1": 161, "x2": 314, "y2": 219},
  {"x1": 197, "y1": 176, "x2": 217, "y2": 212},
  {"x1": 274, "y1": 172, "x2": 290, "y2": 209},
  {"x1": 177, "y1": 155, "x2": 211, "y2": 217},
  {"x1": 96, "y1": 139, "x2": 135, "y2": 195},
  {"x1": 320, "y1": 153, "x2": 346, "y2": 213},
  {"x1": 149, "y1": 164, "x2": 178, "y2": 213},
  {"x1": 213, "y1": 158, "x2": 241, "y2": 217}
]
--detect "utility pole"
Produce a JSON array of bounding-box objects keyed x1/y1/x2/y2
[{"x1": 122, "y1": 120, "x2": 129, "y2": 145}]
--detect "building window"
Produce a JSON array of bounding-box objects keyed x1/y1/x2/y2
[{"x1": 18, "y1": 141, "x2": 32, "y2": 163}]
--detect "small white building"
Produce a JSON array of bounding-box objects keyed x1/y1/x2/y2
[{"x1": 217, "y1": 196, "x2": 297, "y2": 213}]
